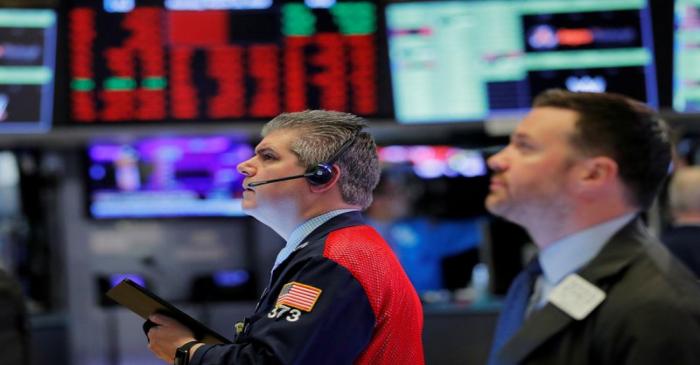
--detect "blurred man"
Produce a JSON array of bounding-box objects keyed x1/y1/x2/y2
[
  {"x1": 146, "y1": 110, "x2": 424, "y2": 365},
  {"x1": 662, "y1": 166, "x2": 700, "y2": 277},
  {"x1": 366, "y1": 168, "x2": 482, "y2": 293},
  {"x1": 486, "y1": 89, "x2": 700, "y2": 365}
]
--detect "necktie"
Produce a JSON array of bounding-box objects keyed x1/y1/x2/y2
[{"x1": 487, "y1": 258, "x2": 543, "y2": 365}]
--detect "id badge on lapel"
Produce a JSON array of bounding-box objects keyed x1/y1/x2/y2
[{"x1": 548, "y1": 274, "x2": 606, "y2": 320}]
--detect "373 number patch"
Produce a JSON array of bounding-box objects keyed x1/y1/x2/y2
[{"x1": 267, "y1": 305, "x2": 301, "y2": 322}]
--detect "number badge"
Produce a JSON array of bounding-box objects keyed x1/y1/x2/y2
[{"x1": 268, "y1": 305, "x2": 302, "y2": 322}]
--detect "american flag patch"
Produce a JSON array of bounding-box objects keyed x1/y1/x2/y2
[{"x1": 275, "y1": 282, "x2": 322, "y2": 312}]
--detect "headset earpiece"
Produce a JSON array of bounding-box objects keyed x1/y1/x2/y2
[
  {"x1": 305, "y1": 164, "x2": 334, "y2": 185},
  {"x1": 304, "y1": 130, "x2": 360, "y2": 186}
]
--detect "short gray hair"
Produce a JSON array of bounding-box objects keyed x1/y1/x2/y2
[
  {"x1": 669, "y1": 167, "x2": 700, "y2": 214},
  {"x1": 262, "y1": 110, "x2": 381, "y2": 209}
]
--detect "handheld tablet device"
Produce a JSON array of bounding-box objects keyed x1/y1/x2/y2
[{"x1": 106, "y1": 279, "x2": 231, "y2": 344}]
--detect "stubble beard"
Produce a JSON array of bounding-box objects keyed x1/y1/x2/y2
[
  {"x1": 485, "y1": 191, "x2": 513, "y2": 220},
  {"x1": 485, "y1": 190, "x2": 537, "y2": 228}
]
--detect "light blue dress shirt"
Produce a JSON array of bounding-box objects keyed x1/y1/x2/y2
[
  {"x1": 271, "y1": 209, "x2": 359, "y2": 273},
  {"x1": 528, "y1": 213, "x2": 636, "y2": 312}
]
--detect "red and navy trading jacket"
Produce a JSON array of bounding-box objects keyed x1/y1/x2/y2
[{"x1": 190, "y1": 211, "x2": 425, "y2": 365}]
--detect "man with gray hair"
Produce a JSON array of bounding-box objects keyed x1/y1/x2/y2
[
  {"x1": 662, "y1": 166, "x2": 700, "y2": 277},
  {"x1": 146, "y1": 110, "x2": 425, "y2": 365}
]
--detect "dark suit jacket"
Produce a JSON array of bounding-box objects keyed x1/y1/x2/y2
[
  {"x1": 661, "y1": 225, "x2": 700, "y2": 277},
  {"x1": 492, "y1": 218, "x2": 700, "y2": 365}
]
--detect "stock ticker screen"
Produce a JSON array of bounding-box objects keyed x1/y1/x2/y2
[
  {"x1": 67, "y1": 0, "x2": 381, "y2": 123},
  {"x1": 674, "y1": 0, "x2": 700, "y2": 112},
  {"x1": 0, "y1": 8, "x2": 57, "y2": 132},
  {"x1": 386, "y1": 0, "x2": 658, "y2": 124}
]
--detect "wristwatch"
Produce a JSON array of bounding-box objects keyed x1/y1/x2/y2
[{"x1": 174, "y1": 340, "x2": 200, "y2": 365}]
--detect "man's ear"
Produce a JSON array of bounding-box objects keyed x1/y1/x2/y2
[
  {"x1": 575, "y1": 156, "x2": 619, "y2": 191},
  {"x1": 309, "y1": 164, "x2": 341, "y2": 193}
]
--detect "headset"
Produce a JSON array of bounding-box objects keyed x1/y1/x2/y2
[{"x1": 246, "y1": 130, "x2": 360, "y2": 188}]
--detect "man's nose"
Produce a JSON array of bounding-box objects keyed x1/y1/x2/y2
[
  {"x1": 237, "y1": 157, "x2": 255, "y2": 176},
  {"x1": 487, "y1": 149, "x2": 508, "y2": 172}
]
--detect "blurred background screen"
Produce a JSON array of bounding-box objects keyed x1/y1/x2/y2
[
  {"x1": 673, "y1": 0, "x2": 700, "y2": 112},
  {"x1": 0, "y1": 8, "x2": 57, "y2": 133},
  {"x1": 66, "y1": 0, "x2": 388, "y2": 123},
  {"x1": 85, "y1": 135, "x2": 254, "y2": 219},
  {"x1": 386, "y1": 0, "x2": 657, "y2": 123}
]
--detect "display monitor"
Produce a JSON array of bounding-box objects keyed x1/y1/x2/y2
[
  {"x1": 67, "y1": 0, "x2": 383, "y2": 123},
  {"x1": 0, "y1": 8, "x2": 57, "y2": 132},
  {"x1": 386, "y1": 0, "x2": 658, "y2": 123},
  {"x1": 86, "y1": 136, "x2": 253, "y2": 219},
  {"x1": 674, "y1": 0, "x2": 700, "y2": 112}
]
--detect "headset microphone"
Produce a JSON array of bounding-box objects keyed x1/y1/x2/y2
[{"x1": 246, "y1": 173, "x2": 312, "y2": 188}]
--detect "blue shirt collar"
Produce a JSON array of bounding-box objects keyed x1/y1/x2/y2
[
  {"x1": 538, "y1": 213, "x2": 636, "y2": 285},
  {"x1": 272, "y1": 209, "x2": 358, "y2": 272}
]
